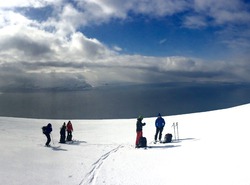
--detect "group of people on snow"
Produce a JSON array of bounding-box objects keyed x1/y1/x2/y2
[
  {"x1": 42, "y1": 114, "x2": 168, "y2": 148},
  {"x1": 42, "y1": 121, "x2": 74, "y2": 147},
  {"x1": 135, "y1": 113, "x2": 167, "y2": 148}
]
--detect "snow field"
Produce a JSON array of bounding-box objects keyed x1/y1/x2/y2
[{"x1": 0, "y1": 104, "x2": 250, "y2": 185}]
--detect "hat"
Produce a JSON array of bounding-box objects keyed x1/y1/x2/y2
[
  {"x1": 138, "y1": 115, "x2": 143, "y2": 120},
  {"x1": 158, "y1": 113, "x2": 161, "y2": 117}
]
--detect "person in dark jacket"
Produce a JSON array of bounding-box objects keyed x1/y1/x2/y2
[
  {"x1": 43, "y1": 123, "x2": 52, "y2": 147},
  {"x1": 135, "y1": 115, "x2": 146, "y2": 148},
  {"x1": 154, "y1": 113, "x2": 165, "y2": 143},
  {"x1": 59, "y1": 122, "x2": 66, "y2": 143}
]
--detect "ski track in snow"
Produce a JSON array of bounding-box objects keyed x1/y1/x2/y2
[{"x1": 79, "y1": 145, "x2": 124, "y2": 185}]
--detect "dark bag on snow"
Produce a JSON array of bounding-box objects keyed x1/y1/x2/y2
[
  {"x1": 139, "y1": 137, "x2": 147, "y2": 147},
  {"x1": 42, "y1": 126, "x2": 47, "y2": 134},
  {"x1": 164, "y1": 133, "x2": 172, "y2": 143},
  {"x1": 67, "y1": 134, "x2": 72, "y2": 141}
]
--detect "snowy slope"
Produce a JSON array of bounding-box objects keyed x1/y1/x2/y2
[{"x1": 0, "y1": 104, "x2": 250, "y2": 185}]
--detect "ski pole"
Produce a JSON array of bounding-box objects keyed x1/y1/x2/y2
[
  {"x1": 172, "y1": 123, "x2": 176, "y2": 141},
  {"x1": 176, "y1": 122, "x2": 179, "y2": 141}
]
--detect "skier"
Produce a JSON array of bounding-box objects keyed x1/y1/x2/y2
[
  {"x1": 59, "y1": 122, "x2": 66, "y2": 143},
  {"x1": 66, "y1": 121, "x2": 73, "y2": 141},
  {"x1": 135, "y1": 115, "x2": 146, "y2": 148},
  {"x1": 154, "y1": 113, "x2": 165, "y2": 143},
  {"x1": 42, "y1": 123, "x2": 53, "y2": 147}
]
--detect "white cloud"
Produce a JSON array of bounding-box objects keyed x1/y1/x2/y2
[
  {"x1": 183, "y1": 15, "x2": 207, "y2": 28},
  {"x1": 53, "y1": 4, "x2": 85, "y2": 36},
  {"x1": 113, "y1": 45, "x2": 122, "y2": 52},
  {"x1": 74, "y1": 0, "x2": 190, "y2": 25},
  {"x1": 0, "y1": 0, "x2": 63, "y2": 8},
  {"x1": 159, "y1": 39, "x2": 167, "y2": 44},
  {"x1": 2, "y1": 0, "x2": 249, "y2": 28},
  {"x1": 192, "y1": 0, "x2": 250, "y2": 26},
  {"x1": 72, "y1": 0, "x2": 250, "y2": 27},
  {"x1": 0, "y1": 0, "x2": 42, "y2": 8},
  {"x1": 0, "y1": 10, "x2": 32, "y2": 28},
  {"x1": 134, "y1": 0, "x2": 189, "y2": 16}
]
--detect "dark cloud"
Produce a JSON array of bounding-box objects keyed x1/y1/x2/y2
[
  {"x1": 0, "y1": 62, "x2": 91, "y2": 92},
  {"x1": 0, "y1": 35, "x2": 52, "y2": 56}
]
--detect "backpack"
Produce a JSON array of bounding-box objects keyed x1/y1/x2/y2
[
  {"x1": 139, "y1": 137, "x2": 147, "y2": 148},
  {"x1": 67, "y1": 134, "x2": 72, "y2": 141},
  {"x1": 164, "y1": 133, "x2": 172, "y2": 143},
  {"x1": 42, "y1": 126, "x2": 47, "y2": 134}
]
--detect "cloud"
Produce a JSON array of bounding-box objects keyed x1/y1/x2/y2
[
  {"x1": 191, "y1": 0, "x2": 250, "y2": 26},
  {"x1": 0, "y1": 0, "x2": 250, "y2": 91},
  {"x1": 183, "y1": 15, "x2": 207, "y2": 28},
  {"x1": 0, "y1": 0, "x2": 44, "y2": 8},
  {"x1": 69, "y1": 0, "x2": 250, "y2": 28},
  {"x1": 159, "y1": 39, "x2": 167, "y2": 44},
  {"x1": 112, "y1": 45, "x2": 122, "y2": 52}
]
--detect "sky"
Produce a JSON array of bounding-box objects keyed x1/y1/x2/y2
[{"x1": 0, "y1": 0, "x2": 250, "y2": 91}]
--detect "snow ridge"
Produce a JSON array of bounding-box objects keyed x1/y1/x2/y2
[{"x1": 79, "y1": 145, "x2": 123, "y2": 185}]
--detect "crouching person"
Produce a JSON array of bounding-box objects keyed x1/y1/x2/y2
[{"x1": 42, "y1": 123, "x2": 53, "y2": 147}]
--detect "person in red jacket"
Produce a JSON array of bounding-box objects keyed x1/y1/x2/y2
[{"x1": 66, "y1": 121, "x2": 73, "y2": 141}]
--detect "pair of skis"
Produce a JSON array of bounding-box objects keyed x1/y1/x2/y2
[{"x1": 172, "y1": 122, "x2": 179, "y2": 141}]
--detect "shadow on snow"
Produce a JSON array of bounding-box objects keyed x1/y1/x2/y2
[
  {"x1": 50, "y1": 146, "x2": 68, "y2": 151},
  {"x1": 60, "y1": 140, "x2": 87, "y2": 146},
  {"x1": 147, "y1": 137, "x2": 198, "y2": 149},
  {"x1": 172, "y1": 137, "x2": 199, "y2": 143},
  {"x1": 148, "y1": 144, "x2": 181, "y2": 149}
]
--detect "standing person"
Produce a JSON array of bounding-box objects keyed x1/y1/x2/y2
[
  {"x1": 154, "y1": 113, "x2": 165, "y2": 143},
  {"x1": 135, "y1": 115, "x2": 146, "y2": 148},
  {"x1": 59, "y1": 122, "x2": 66, "y2": 143},
  {"x1": 66, "y1": 121, "x2": 73, "y2": 141},
  {"x1": 42, "y1": 123, "x2": 53, "y2": 147}
]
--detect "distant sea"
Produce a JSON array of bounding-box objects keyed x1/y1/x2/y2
[{"x1": 1, "y1": 82, "x2": 250, "y2": 119}]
